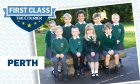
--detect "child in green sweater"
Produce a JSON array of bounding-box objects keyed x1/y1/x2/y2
[
  {"x1": 92, "y1": 13, "x2": 104, "y2": 70},
  {"x1": 112, "y1": 13, "x2": 125, "y2": 67},
  {"x1": 62, "y1": 13, "x2": 73, "y2": 41},
  {"x1": 101, "y1": 23, "x2": 119, "y2": 73},
  {"x1": 92, "y1": 13, "x2": 104, "y2": 41},
  {"x1": 75, "y1": 10, "x2": 89, "y2": 70},
  {"x1": 45, "y1": 20, "x2": 56, "y2": 60},
  {"x1": 69, "y1": 26, "x2": 84, "y2": 76},
  {"x1": 51, "y1": 26, "x2": 69, "y2": 81},
  {"x1": 75, "y1": 10, "x2": 87, "y2": 37}
]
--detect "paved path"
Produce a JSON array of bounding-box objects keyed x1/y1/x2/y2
[{"x1": 39, "y1": 47, "x2": 139, "y2": 84}]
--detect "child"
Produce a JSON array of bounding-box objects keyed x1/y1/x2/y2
[
  {"x1": 83, "y1": 23, "x2": 100, "y2": 79},
  {"x1": 75, "y1": 10, "x2": 89, "y2": 70},
  {"x1": 51, "y1": 26, "x2": 69, "y2": 81},
  {"x1": 92, "y1": 13, "x2": 104, "y2": 41},
  {"x1": 112, "y1": 13, "x2": 125, "y2": 67},
  {"x1": 45, "y1": 20, "x2": 56, "y2": 60},
  {"x1": 101, "y1": 23, "x2": 119, "y2": 73},
  {"x1": 92, "y1": 13, "x2": 104, "y2": 70},
  {"x1": 69, "y1": 26, "x2": 84, "y2": 76},
  {"x1": 75, "y1": 10, "x2": 87, "y2": 37},
  {"x1": 62, "y1": 13, "x2": 73, "y2": 41}
]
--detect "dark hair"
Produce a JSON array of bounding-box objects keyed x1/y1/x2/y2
[
  {"x1": 76, "y1": 10, "x2": 86, "y2": 18},
  {"x1": 92, "y1": 13, "x2": 101, "y2": 19},
  {"x1": 71, "y1": 25, "x2": 79, "y2": 30},
  {"x1": 104, "y1": 22, "x2": 112, "y2": 30}
]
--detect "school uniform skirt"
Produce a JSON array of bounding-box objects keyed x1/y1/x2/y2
[{"x1": 86, "y1": 53, "x2": 99, "y2": 62}]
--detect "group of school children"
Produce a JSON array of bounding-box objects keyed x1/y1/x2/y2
[{"x1": 45, "y1": 10, "x2": 124, "y2": 81}]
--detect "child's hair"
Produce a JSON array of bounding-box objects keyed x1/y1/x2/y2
[
  {"x1": 71, "y1": 26, "x2": 79, "y2": 31},
  {"x1": 76, "y1": 10, "x2": 86, "y2": 18},
  {"x1": 92, "y1": 13, "x2": 101, "y2": 19},
  {"x1": 84, "y1": 23, "x2": 96, "y2": 41},
  {"x1": 48, "y1": 20, "x2": 56, "y2": 25},
  {"x1": 54, "y1": 25, "x2": 63, "y2": 32},
  {"x1": 104, "y1": 22, "x2": 112, "y2": 30},
  {"x1": 112, "y1": 13, "x2": 120, "y2": 18},
  {"x1": 63, "y1": 13, "x2": 72, "y2": 19}
]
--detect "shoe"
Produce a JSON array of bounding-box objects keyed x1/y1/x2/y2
[
  {"x1": 120, "y1": 64, "x2": 123, "y2": 67},
  {"x1": 63, "y1": 74, "x2": 68, "y2": 81},
  {"x1": 115, "y1": 66, "x2": 119, "y2": 74},
  {"x1": 119, "y1": 59, "x2": 123, "y2": 67},
  {"x1": 105, "y1": 68, "x2": 110, "y2": 75},
  {"x1": 52, "y1": 70, "x2": 55, "y2": 75},
  {"x1": 91, "y1": 73, "x2": 95, "y2": 79},
  {"x1": 81, "y1": 69, "x2": 85, "y2": 76},
  {"x1": 95, "y1": 73, "x2": 100, "y2": 79},
  {"x1": 75, "y1": 70, "x2": 80, "y2": 77}
]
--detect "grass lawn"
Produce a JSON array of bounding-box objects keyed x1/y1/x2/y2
[
  {"x1": 35, "y1": 23, "x2": 135, "y2": 66},
  {"x1": 35, "y1": 33, "x2": 52, "y2": 65},
  {"x1": 124, "y1": 31, "x2": 136, "y2": 48}
]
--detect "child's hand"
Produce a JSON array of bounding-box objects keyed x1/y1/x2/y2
[
  {"x1": 60, "y1": 54, "x2": 64, "y2": 58},
  {"x1": 76, "y1": 52, "x2": 81, "y2": 57},
  {"x1": 117, "y1": 40, "x2": 120, "y2": 44},
  {"x1": 91, "y1": 52, "x2": 95, "y2": 57},
  {"x1": 110, "y1": 50, "x2": 114, "y2": 55},
  {"x1": 108, "y1": 50, "x2": 112, "y2": 55},
  {"x1": 98, "y1": 41, "x2": 100, "y2": 46},
  {"x1": 56, "y1": 54, "x2": 60, "y2": 58}
]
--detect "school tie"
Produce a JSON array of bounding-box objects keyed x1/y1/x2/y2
[
  {"x1": 108, "y1": 35, "x2": 110, "y2": 39},
  {"x1": 58, "y1": 38, "x2": 61, "y2": 40},
  {"x1": 75, "y1": 38, "x2": 79, "y2": 40},
  {"x1": 115, "y1": 25, "x2": 119, "y2": 27},
  {"x1": 88, "y1": 36, "x2": 91, "y2": 39}
]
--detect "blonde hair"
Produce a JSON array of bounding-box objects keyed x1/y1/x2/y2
[
  {"x1": 84, "y1": 23, "x2": 96, "y2": 41},
  {"x1": 63, "y1": 13, "x2": 72, "y2": 19},
  {"x1": 54, "y1": 25, "x2": 63, "y2": 32},
  {"x1": 48, "y1": 20, "x2": 56, "y2": 25},
  {"x1": 112, "y1": 13, "x2": 120, "y2": 18}
]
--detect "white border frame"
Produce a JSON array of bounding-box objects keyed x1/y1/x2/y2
[{"x1": 33, "y1": 30, "x2": 41, "y2": 84}]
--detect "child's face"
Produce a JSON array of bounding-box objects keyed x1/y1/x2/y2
[
  {"x1": 78, "y1": 13, "x2": 85, "y2": 22},
  {"x1": 64, "y1": 16, "x2": 71, "y2": 24},
  {"x1": 87, "y1": 29, "x2": 93, "y2": 35},
  {"x1": 112, "y1": 16, "x2": 120, "y2": 23},
  {"x1": 49, "y1": 23, "x2": 56, "y2": 30},
  {"x1": 71, "y1": 28, "x2": 80, "y2": 37},
  {"x1": 93, "y1": 17, "x2": 101, "y2": 24},
  {"x1": 55, "y1": 29, "x2": 63, "y2": 37},
  {"x1": 104, "y1": 28, "x2": 112, "y2": 35}
]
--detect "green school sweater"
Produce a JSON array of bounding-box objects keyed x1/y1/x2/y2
[
  {"x1": 62, "y1": 25, "x2": 73, "y2": 41},
  {"x1": 112, "y1": 23, "x2": 124, "y2": 43},
  {"x1": 75, "y1": 22, "x2": 87, "y2": 37},
  {"x1": 45, "y1": 30, "x2": 55, "y2": 48},
  {"x1": 83, "y1": 38, "x2": 99, "y2": 55},
  {"x1": 51, "y1": 37, "x2": 69, "y2": 55},
  {"x1": 69, "y1": 37, "x2": 83, "y2": 54},
  {"x1": 101, "y1": 33, "x2": 117, "y2": 52},
  {"x1": 94, "y1": 24, "x2": 104, "y2": 41}
]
